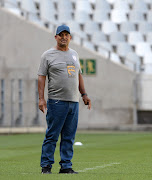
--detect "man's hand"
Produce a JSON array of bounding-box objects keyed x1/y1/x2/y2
[
  {"x1": 82, "y1": 95, "x2": 91, "y2": 110},
  {"x1": 39, "y1": 98, "x2": 47, "y2": 113}
]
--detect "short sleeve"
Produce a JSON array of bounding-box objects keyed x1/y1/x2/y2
[
  {"x1": 76, "y1": 52, "x2": 82, "y2": 74},
  {"x1": 38, "y1": 53, "x2": 48, "y2": 76}
]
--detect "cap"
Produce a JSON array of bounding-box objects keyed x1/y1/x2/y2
[{"x1": 56, "y1": 25, "x2": 70, "y2": 35}]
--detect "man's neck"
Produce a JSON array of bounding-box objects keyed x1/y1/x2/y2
[{"x1": 55, "y1": 45, "x2": 69, "y2": 51}]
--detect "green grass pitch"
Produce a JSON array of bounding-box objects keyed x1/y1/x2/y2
[{"x1": 0, "y1": 131, "x2": 152, "y2": 180}]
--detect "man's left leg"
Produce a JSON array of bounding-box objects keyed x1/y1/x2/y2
[{"x1": 59, "y1": 102, "x2": 79, "y2": 174}]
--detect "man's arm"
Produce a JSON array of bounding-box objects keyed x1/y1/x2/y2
[
  {"x1": 79, "y1": 73, "x2": 91, "y2": 110},
  {"x1": 38, "y1": 75, "x2": 47, "y2": 113}
]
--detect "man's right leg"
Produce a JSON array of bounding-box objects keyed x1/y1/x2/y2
[{"x1": 40, "y1": 99, "x2": 69, "y2": 171}]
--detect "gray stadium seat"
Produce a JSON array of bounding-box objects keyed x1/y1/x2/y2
[
  {"x1": 111, "y1": 10, "x2": 128, "y2": 24},
  {"x1": 132, "y1": 0, "x2": 148, "y2": 13},
  {"x1": 99, "y1": 42, "x2": 113, "y2": 51},
  {"x1": 66, "y1": 21, "x2": 81, "y2": 34},
  {"x1": 84, "y1": 21, "x2": 100, "y2": 35},
  {"x1": 143, "y1": 65, "x2": 152, "y2": 74},
  {"x1": 98, "y1": 47, "x2": 110, "y2": 59},
  {"x1": 135, "y1": 42, "x2": 151, "y2": 57},
  {"x1": 120, "y1": 22, "x2": 136, "y2": 35},
  {"x1": 91, "y1": 32, "x2": 107, "y2": 46},
  {"x1": 58, "y1": 0, "x2": 73, "y2": 13},
  {"x1": 76, "y1": 0, "x2": 93, "y2": 14},
  {"x1": 74, "y1": 11, "x2": 90, "y2": 24},
  {"x1": 128, "y1": 31, "x2": 144, "y2": 45},
  {"x1": 146, "y1": 11, "x2": 152, "y2": 23},
  {"x1": 125, "y1": 52, "x2": 141, "y2": 71},
  {"x1": 143, "y1": 53, "x2": 152, "y2": 64},
  {"x1": 116, "y1": 42, "x2": 133, "y2": 58},
  {"x1": 40, "y1": 0, "x2": 56, "y2": 23},
  {"x1": 138, "y1": 22, "x2": 152, "y2": 34},
  {"x1": 143, "y1": 53, "x2": 152, "y2": 74},
  {"x1": 72, "y1": 33, "x2": 87, "y2": 45},
  {"x1": 146, "y1": 32, "x2": 152, "y2": 45},
  {"x1": 102, "y1": 21, "x2": 118, "y2": 35},
  {"x1": 83, "y1": 40, "x2": 95, "y2": 51},
  {"x1": 4, "y1": 0, "x2": 20, "y2": 15},
  {"x1": 58, "y1": 11, "x2": 73, "y2": 24},
  {"x1": 95, "y1": 0, "x2": 111, "y2": 13},
  {"x1": 129, "y1": 10, "x2": 145, "y2": 23},
  {"x1": 109, "y1": 32, "x2": 126, "y2": 45},
  {"x1": 93, "y1": 10, "x2": 109, "y2": 23},
  {"x1": 106, "y1": 0, "x2": 117, "y2": 5},
  {"x1": 110, "y1": 52, "x2": 121, "y2": 64},
  {"x1": 113, "y1": 0, "x2": 130, "y2": 13}
]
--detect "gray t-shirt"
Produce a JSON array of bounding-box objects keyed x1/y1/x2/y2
[{"x1": 38, "y1": 48, "x2": 81, "y2": 102}]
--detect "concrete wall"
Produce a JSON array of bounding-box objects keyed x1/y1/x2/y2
[{"x1": 0, "y1": 8, "x2": 137, "y2": 129}]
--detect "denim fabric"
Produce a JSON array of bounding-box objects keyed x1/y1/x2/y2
[{"x1": 41, "y1": 99, "x2": 79, "y2": 169}]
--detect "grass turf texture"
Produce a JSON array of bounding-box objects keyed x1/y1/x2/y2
[{"x1": 0, "y1": 132, "x2": 152, "y2": 180}]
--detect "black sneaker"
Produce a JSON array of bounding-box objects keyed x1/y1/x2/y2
[
  {"x1": 59, "y1": 168, "x2": 78, "y2": 174},
  {"x1": 41, "y1": 166, "x2": 52, "y2": 174}
]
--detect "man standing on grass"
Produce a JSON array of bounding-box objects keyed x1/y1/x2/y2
[{"x1": 38, "y1": 25, "x2": 91, "y2": 174}]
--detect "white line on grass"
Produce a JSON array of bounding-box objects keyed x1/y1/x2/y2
[{"x1": 78, "y1": 162, "x2": 121, "y2": 172}]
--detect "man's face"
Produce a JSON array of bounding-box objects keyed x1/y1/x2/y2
[{"x1": 55, "y1": 31, "x2": 72, "y2": 47}]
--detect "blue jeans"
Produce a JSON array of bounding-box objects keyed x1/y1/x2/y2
[{"x1": 40, "y1": 99, "x2": 79, "y2": 169}]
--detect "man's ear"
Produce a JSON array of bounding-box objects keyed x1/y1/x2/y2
[
  {"x1": 55, "y1": 35, "x2": 57, "y2": 40},
  {"x1": 70, "y1": 35, "x2": 72, "y2": 40}
]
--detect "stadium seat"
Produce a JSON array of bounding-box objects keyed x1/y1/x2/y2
[
  {"x1": 93, "y1": 10, "x2": 109, "y2": 23},
  {"x1": 98, "y1": 47, "x2": 110, "y2": 59},
  {"x1": 58, "y1": 11, "x2": 73, "y2": 24},
  {"x1": 146, "y1": 11, "x2": 152, "y2": 23},
  {"x1": 135, "y1": 42, "x2": 151, "y2": 57},
  {"x1": 84, "y1": 21, "x2": 100, "y2": 35},
  {"x1": 72, "y1": 34, "x2": 85, "y2": 45},
  {"x1": 143, "y1": 53, "x2": 152, "y2": 64},
  {"x1": 132, "y1": 0, "x2": 148, "y2": 13},
  {"x1": 91, "y1": 32, "x2": 107, "y2": 45},
  {"x1": 89, "y1": 0, "x2": 96, "y2": 5},
  {"x1": 21, "y1": 0, "x2": 37, "y2": 14},
  {"x1": 110, "y1": 52, "x2": 121, "y2": 64},
  {"x1": 120, "y1": 22, "x2": 136, "y2": 35},
  {"x1": 83, "y1": 40, "x2": 95, "y2": 51},
  {"x1": 99, "y1": 42, "x2": 113, "y2": 51},
  {"x1": 138, "y1": 22, "x2": 152, "y2": 34},
  {"x1": 40, "y1": 0, "x2": 56, "y2": 23},
  {"x1": 129, "y1": 10, "x2": 145, "y2": 23},
  {"x1": 146, "y1": 32, "x2": 152, "y2": 45},
  {"x1": 111, "y1": 10, "x2": 128, "y2": 24},
  {"x1": 143, "y1": 64, "x2": 152, "y2": 74},
  {"x1": 66, "y1": 21, "x2": 81, "y2": 33},
  {"x1": 95, "y1": 0, "x2": 111, "y2": 13},
  {"x1": 76, "y1": 0, "x2": 93, "y2": 14},
  {"x1": 109, "y1": 32, "x2": 126, "y2": 45},
  {"x1": 74, "y1": 11, "x2": 90, "y2": 24},
  {"x1": 106, "y1": 0, "x2": 117, "y2": 5},
  {"x1": 58, "y1": 0, "x2": 73, "y2": 13},
  {"x1": 113, "y1": 0, "x2": 130, "y2": 13},
  {"x1": 116, "y1": 42, "x2": 133, "y2": 58},
  {"x1": 125, "y1": 52, "x2": 141, "y2": 71},
  {"x1": 4, "y1": 0, "x2": 20, "y2": 15},
  {"x1": 102, "y1": 21, "x2": 118, "y2": 35},
  {"x1": 128, "y1": 31, "x2": 144, "y2": 45}
]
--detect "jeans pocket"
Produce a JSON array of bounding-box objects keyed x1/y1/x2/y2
[{"x1": 48, "y1": 99, "x2": 60, "y2": 105}]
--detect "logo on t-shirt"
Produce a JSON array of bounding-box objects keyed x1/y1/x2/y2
[
  {"x1": 67, "y1": 62, "x2": 75, "y2": 78},
  {"x1": 72, "y1": 55, "x2": 77, "y2": 61}
]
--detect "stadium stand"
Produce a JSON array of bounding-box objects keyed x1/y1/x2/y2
[
  {"x1": 1, "y1": 0, "x2": 152, "y2": 130},
  {"x1": 2, "y1": 0, "x2": 152, "y2": 73}
]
